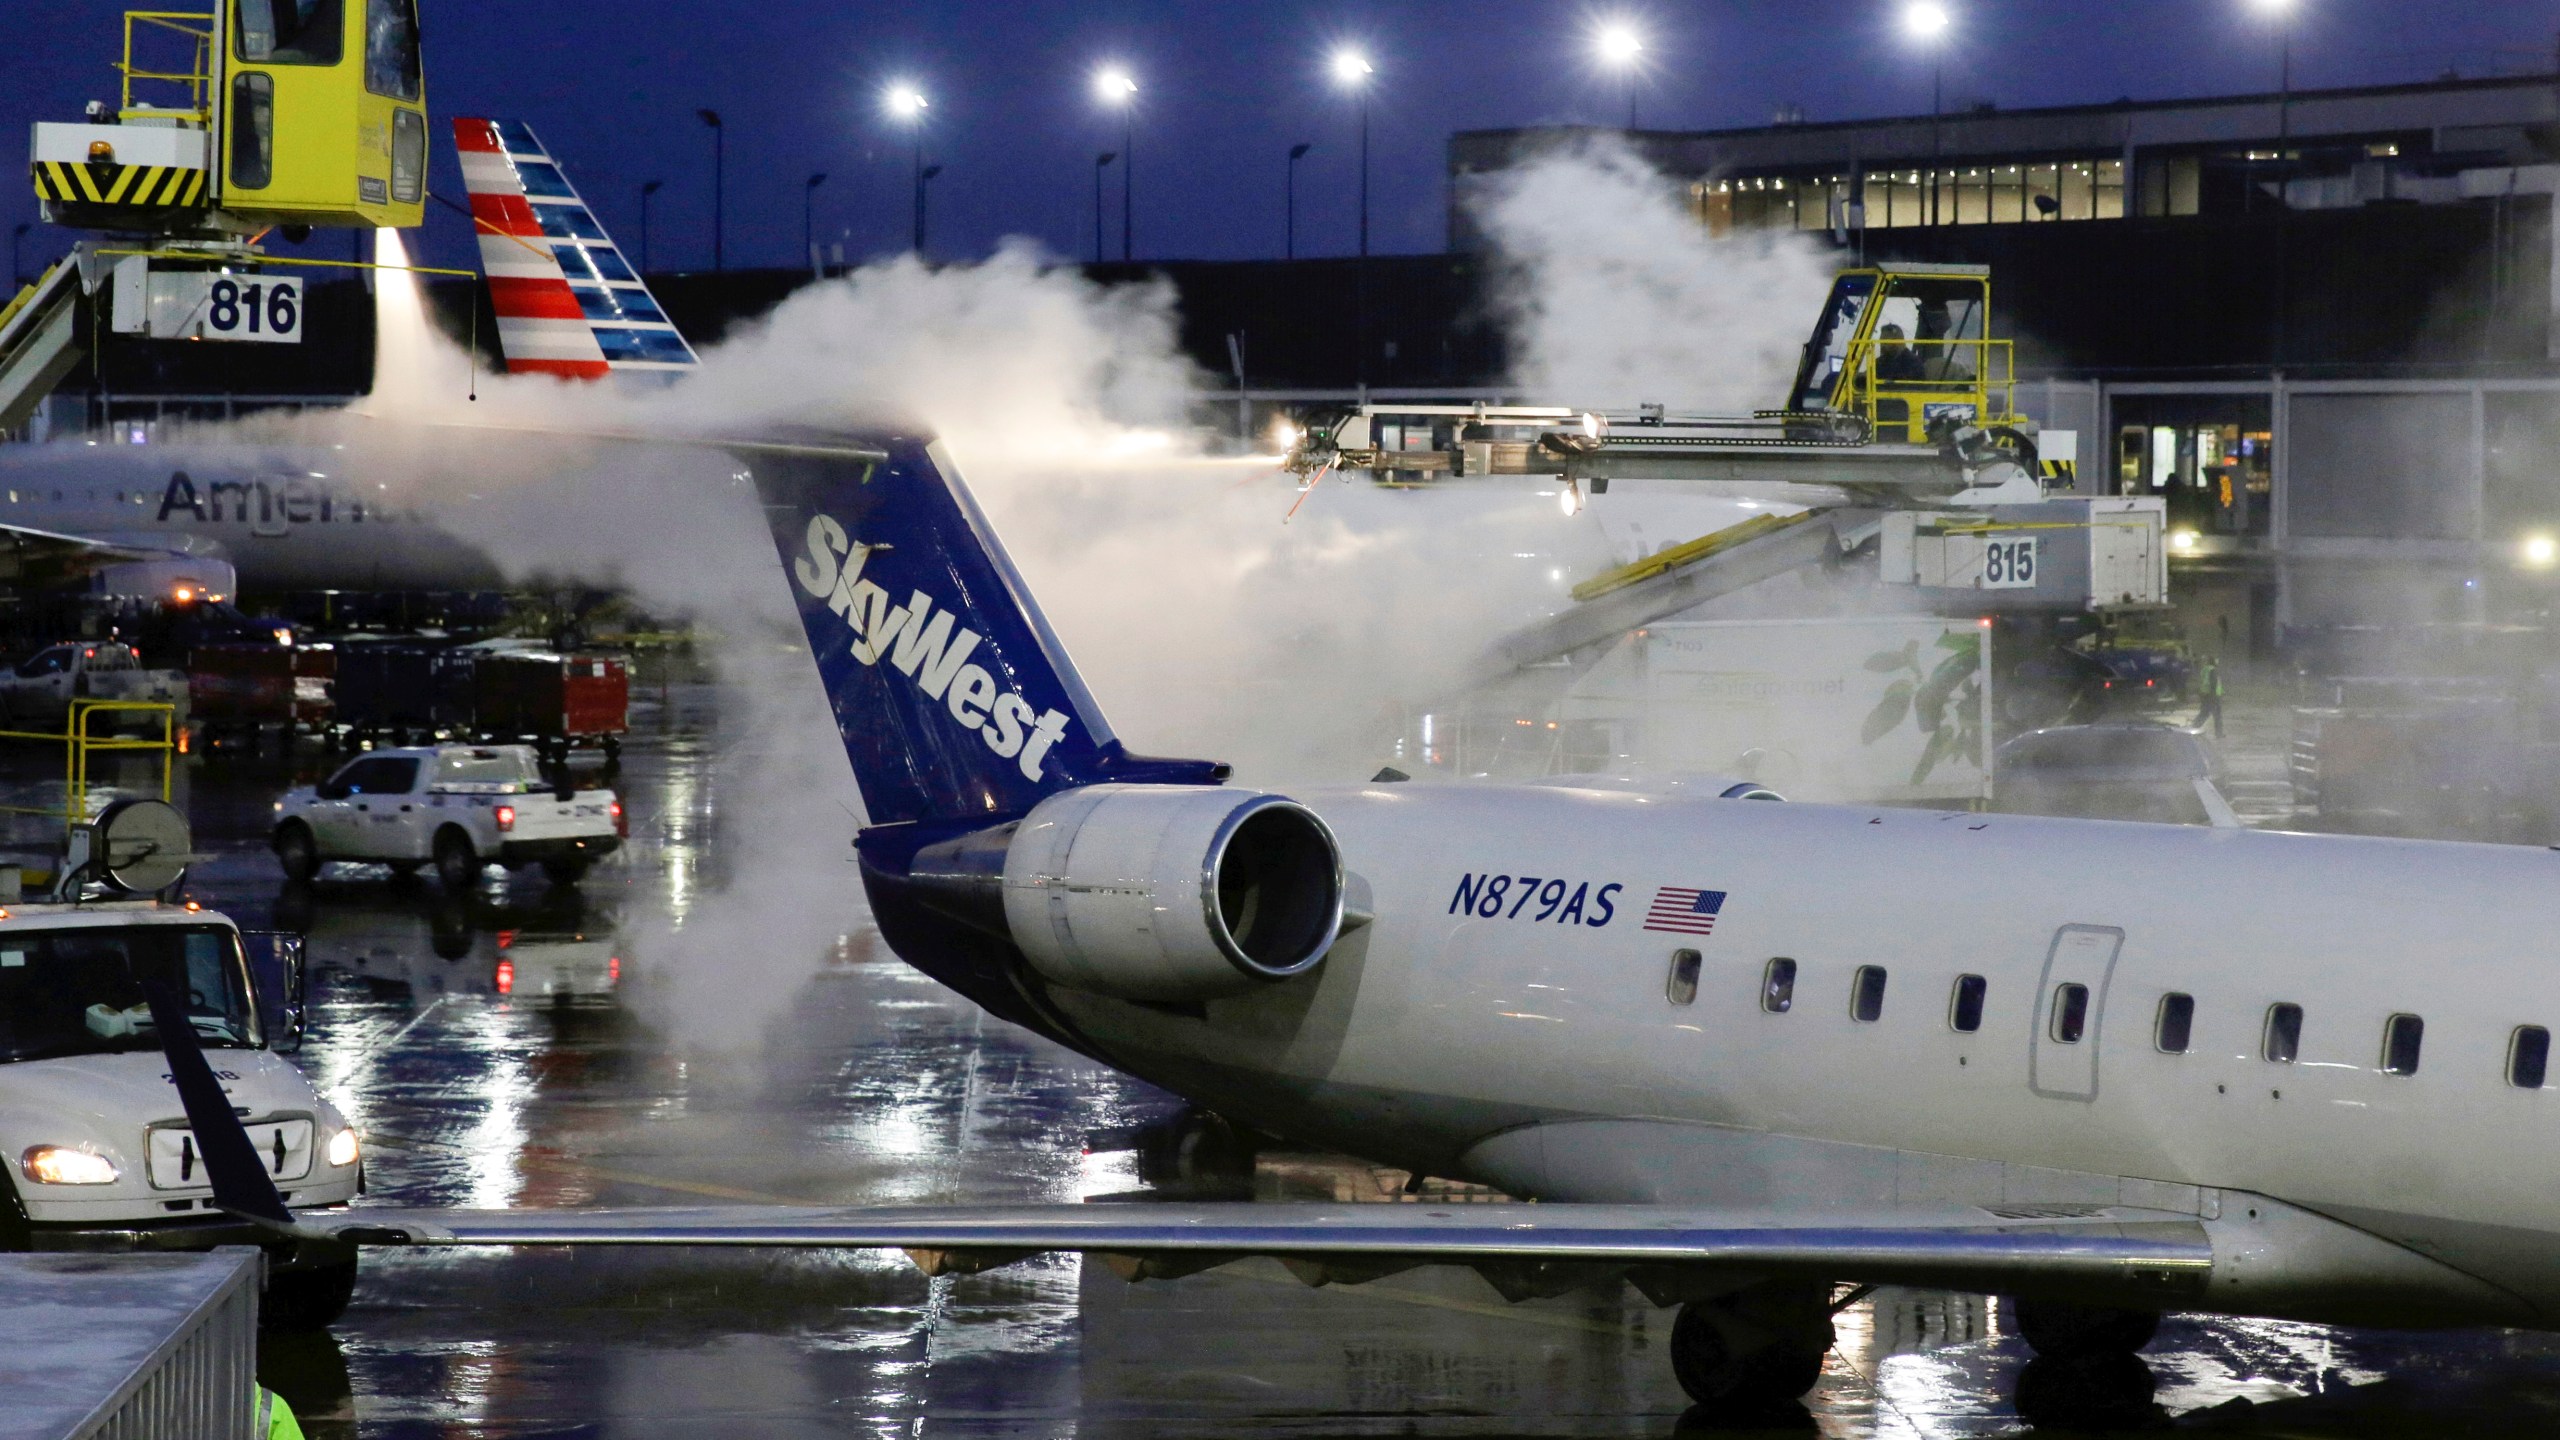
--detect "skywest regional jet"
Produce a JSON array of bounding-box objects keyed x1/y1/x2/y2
[{"x1": 167, "y1": 423, "x2": 2560, "y2": 1416}]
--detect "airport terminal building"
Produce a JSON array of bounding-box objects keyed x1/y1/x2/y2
[{"x1": 1454, "y1": 73, "x2": 2560, "y2": 660}]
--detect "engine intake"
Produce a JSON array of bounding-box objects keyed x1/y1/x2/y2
[{"x1": 911, "y1": 784, "x2": 1344, "y2": 1003}]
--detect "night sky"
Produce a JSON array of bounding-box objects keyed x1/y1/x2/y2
[{"x1": 6, "y1": 1, "x2": 2558, "y2": 279}]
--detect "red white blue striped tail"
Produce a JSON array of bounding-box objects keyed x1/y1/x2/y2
[{"x1": 451, "y1": 118, "x2": 700, "y2": 379}]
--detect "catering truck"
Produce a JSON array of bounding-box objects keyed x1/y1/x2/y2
[{"x1": 0, "y1": 802, "x2": 363, "y2": 1328}]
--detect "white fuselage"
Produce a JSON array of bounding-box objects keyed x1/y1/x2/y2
[
  {"x1": 0, "y1": 443, "x2": 503, "y2": 593},
  {"x1": 1045, "y1": 785, "x2": 2560, "y2": 1325}
]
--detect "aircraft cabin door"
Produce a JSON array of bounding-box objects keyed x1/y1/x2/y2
[{"x1": 2029, "y1": 925, "x2": 2123, "y2": 1101}]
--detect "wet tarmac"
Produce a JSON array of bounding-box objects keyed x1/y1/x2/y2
[{"x1": 84, "y1": 682, "x2": 2560, "y2": 1436}]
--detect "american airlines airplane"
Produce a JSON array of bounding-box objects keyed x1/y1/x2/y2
[
  {"x1": 0, "y1": 118, "x2": 693, "y2": 599},
  {"x1": 163, "y1": 422, "x2": 2560, "y2": 1416}
]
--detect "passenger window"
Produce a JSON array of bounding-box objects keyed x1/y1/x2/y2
[
  {"x1": 2049, "y1": 983, "x2": 2090, "y2": 1044},
  {"x1": 2381, "y1": 1014, "x2": 2423, "y2": 1076},
  {"x1": 2155, "y1": 992, "x2": 2194, "y2": 1054},
  {"x1": 1850, "y1": 965, "x2": 1888, "y2": 1023},
  {"x1": 1948, "y1": 974, "x2": 1986, "y2": 1033},
  {"x1": 2511, "y1": 1026, "x2": 2550, "y2": 1089},
  {"x1": 2262, "y1": 1002, "x2": 2303, "y2": 1063},
  {"x1": 1666, "y1": 949, "x2": 1701, "y2": 1007},
  {"x1": 1760, "y1": 958, "x2": 1796, "y2": 1014}
]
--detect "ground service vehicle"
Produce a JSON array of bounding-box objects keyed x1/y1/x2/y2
[
  {"x1": 1993, "y1": 722, "x2": 2236, "y2": 825},
  {"x1": 0, "y1": 642, "x2": 184, "y2": 726},
  {"x1": 4, "y1": 0, "x2": 429, "y2": 432},
  {"x1": 0, "y1": 803, "x2": 360, "y2": 1329},
  {"x1": 273, "y1": 744, "x2": 624, "y2": 888}
]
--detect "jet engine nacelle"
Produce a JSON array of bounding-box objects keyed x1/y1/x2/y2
[
  {"x1": 1003, "y1": 784, "x2": 1345, "y2": 1002},
  {"x1": 910, "y1": 783, "x2": 1345, "y2": 1004}
]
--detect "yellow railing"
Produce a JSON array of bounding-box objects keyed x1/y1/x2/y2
[
  {"x1": 1837, "y1": 337, "x2": 2019, "y2": 443},
  {"x1": 119, "y1": 10, "x2": 215, "y2": 121},
  {"x1": 0, "y1": 700, "x2": 178, "y2": 824}
]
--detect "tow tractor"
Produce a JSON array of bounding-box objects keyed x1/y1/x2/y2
[
  {"x1": 1, "y1": 1, "x2": 431, "y2": 432},
  {"x1": 0, "y1": 797, "x2": 363, "y2": 1328},
  {"x1": 1285, "y1": 263, "x2": 2165, "y2": 684}
]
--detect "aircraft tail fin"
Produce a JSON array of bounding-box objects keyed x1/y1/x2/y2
[
  {"x1": 745, "y1": 434, "x2": 1225, "y2": 829},
  {"x1": 451, "y1": 117, "x2": 700, "y2": 379}
]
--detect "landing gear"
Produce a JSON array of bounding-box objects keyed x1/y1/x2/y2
[
  {"x1": 262, "y1": 1256, "x2": 358, "y2": 1330},
  {"x1": 1668, "y1": 1284, "x2": 1834, "y2": 1414},
  {"x1": 2009, "y1": 1299, "x2": 2159, "y2": 1360},
  {"x1": 2008, "y1": 1300, "x2": 2162, "y2": 1431}
]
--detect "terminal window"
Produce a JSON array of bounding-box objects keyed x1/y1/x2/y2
[{"x1": 1697, "y1": 159, "x2": 2124, "y2": 235}]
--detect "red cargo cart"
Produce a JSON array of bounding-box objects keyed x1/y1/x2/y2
[{"x1": 473, "y1": 652, "x2": 629, "y2": 761}]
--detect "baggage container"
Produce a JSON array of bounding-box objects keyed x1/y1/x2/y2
[
  {"x1": 189, "y1": 644, "x2": 296, "y2": 724},
  {"x1": 473, "y1": 652, "x2": 629, "y2": 753},
  {"x1": 335, "y1": 643, "x2": 474, "y2": 738}
]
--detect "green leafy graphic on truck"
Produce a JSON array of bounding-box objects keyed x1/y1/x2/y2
[{"x1": 1859, "y1": 630, "x2": 1984, "y2": 785}]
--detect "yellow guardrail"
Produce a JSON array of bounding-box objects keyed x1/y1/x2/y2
[
  {"x1": 1838, "y1": 336, "x2": 2020, "y2": 443},
  {"x1": 120, "y1": 11, "x2": 216, "y2": 121},
  {"x1": 0, "y1": 700, "x2": 178, "y2": 823}
]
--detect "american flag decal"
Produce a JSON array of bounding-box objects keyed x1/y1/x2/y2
[{"x1": 1643, "y1": 887, "x2": 1726, "y2": 936}]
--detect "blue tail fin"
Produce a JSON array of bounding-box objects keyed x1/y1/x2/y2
[{"x1": 745, "y1": 432, "x2": 1224, "y2": 827}]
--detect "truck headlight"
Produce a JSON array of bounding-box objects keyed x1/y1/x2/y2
[
  {"x1": 325, "y1": 1128, "x2": 360, "y2": 1168},
  {"x1": 21, "y1": 1145, "x2": 119, "y2": 1185}
]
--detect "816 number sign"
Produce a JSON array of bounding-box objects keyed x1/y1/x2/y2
[{"x1": 203, "y1": 277, "x2": 302, "y2": 344}]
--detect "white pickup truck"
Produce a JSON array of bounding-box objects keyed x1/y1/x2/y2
[
  {"x1": 0, "y1": 641, "x2": 185, "y2": 727},
  {"x1": 273, "y1": 745, "x2": 625, "y2": 888},
  {"x1": 0, "y1": 899, "x2": 365, "y2": 1328}
]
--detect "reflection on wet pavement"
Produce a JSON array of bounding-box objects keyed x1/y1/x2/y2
[{"x1": 129, "y1": 681, "x2": 2560, "y2": 1435}]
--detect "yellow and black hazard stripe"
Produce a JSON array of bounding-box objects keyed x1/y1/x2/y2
[
  {"x1": 33, "y1": 160, "x2": 207, "y2": 209},
  {"x1": 2039, "y1": 458, "x2": 2078, "y2": 485}
]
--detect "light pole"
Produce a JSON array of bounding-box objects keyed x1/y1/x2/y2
[
  {"x1": 1330, "y1": 47, "x2": 1375, "y2": 386},
  {"x1": 1593, "y1": 20, "x2": 1644, "y2": 129},
  {"x1": 885, "y1": 83, "x2": 930, "y2": 255},
  {"x1": 918, "y1": 164, "x2": 943, "y2": 255},
  {"x1": 696, "y1": 109, "x2": 724, "y2": 272},
  {"x1": 804, "y1": 172, "x2": 828, "y2": 276},
  {"x1": 2248, "y1": 0, "x2": 2297, "y2": 361},
  {"x1": 1285, "y1": 142, "x2": 1311, "y2": 259},
  {"x1": 2248, "y1": 0, "x2": 2296, "y2": 177},
  {"x1": 1329, "y1": 49, "x2": 1373, "y2": 259},
  {"x1": 1095, "y1": 66, "x2": 1137, "y2": 261},
  {"x1": 1093, "y1": 152, "x2": 1116, "y2": 264},
  {"x1": 1903, "y1": 2, "x2": 1952, "y2": 224},
  {"x1": 637, "y1": 181, "x2": 661, "y2": 274},
  {"x1": 10, "y1": 223, "x2": 28, "y2": 288}
]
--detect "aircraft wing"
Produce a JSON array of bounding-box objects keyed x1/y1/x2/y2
[
  {"x1": 147, "y1": 919, "x2": 2208, "y2": 1305},
  {"x1": 283, "y1": 1199, "x2": 2211, "y2": 1297},
  {"x1": 0, "y1": 518, "x2": 234, "y2": 598}
]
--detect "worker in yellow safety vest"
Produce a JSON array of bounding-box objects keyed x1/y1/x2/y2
[{"x1": 258, "y1": 1387, "x2": 306, "y2": 1440}]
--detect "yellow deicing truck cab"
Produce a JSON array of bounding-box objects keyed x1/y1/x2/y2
[
  {"x1": 1786, "y1": 262, "x2": 2024, "y2": 445},
  {"x1": 221, "y1": 0, "x2": 427, "y2": 229},
  {"x1": 32, "y1": 0, "x2": 427, "y2": 237}
]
